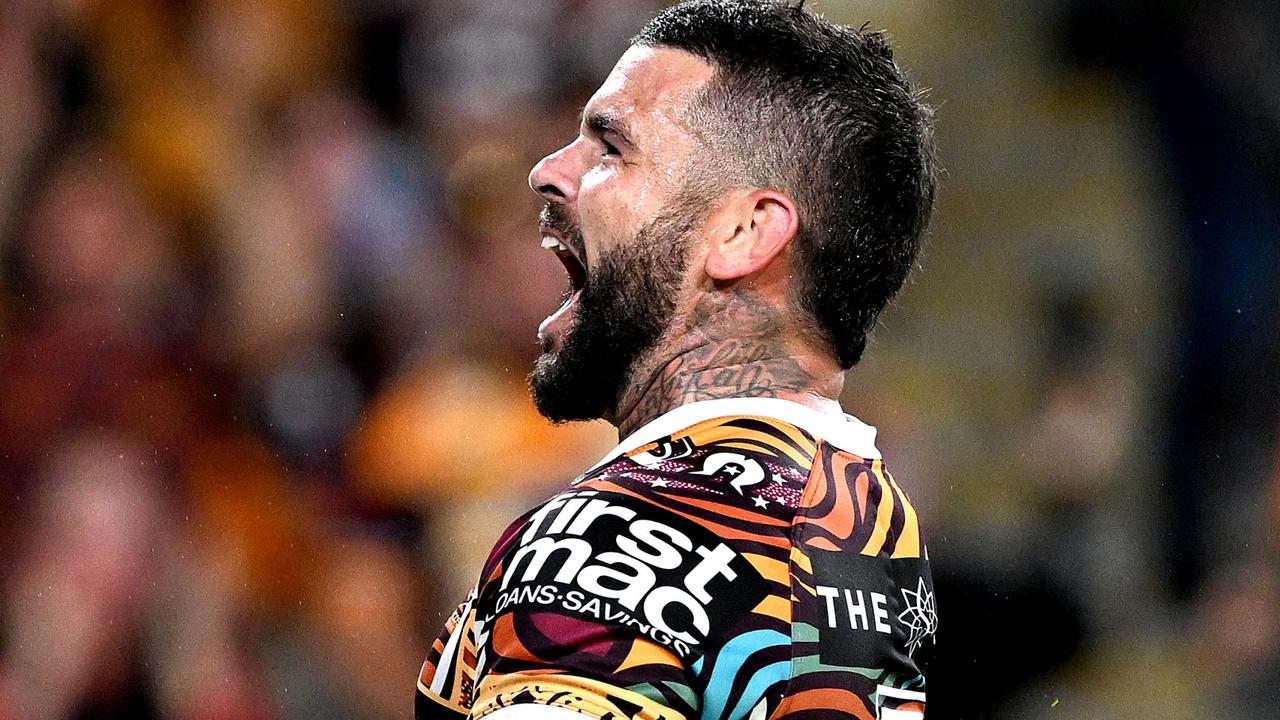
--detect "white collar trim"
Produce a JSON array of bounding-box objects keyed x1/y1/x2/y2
[{"x1": 589, "y1": 397, "x2": 881, "y2": 472}]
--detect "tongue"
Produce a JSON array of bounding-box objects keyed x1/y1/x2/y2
[{"x1": 538, "y1": 288, "x2": 582, "y2": 341}]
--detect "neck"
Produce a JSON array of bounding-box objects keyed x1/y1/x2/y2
[{"x1": 611, "y1": 287, "x2": 844, "y2": 438}]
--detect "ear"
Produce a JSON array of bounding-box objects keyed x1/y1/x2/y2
[{"x1": 703, "y1": 189, "x2": 799, "y2": 282}]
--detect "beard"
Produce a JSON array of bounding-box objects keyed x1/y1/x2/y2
[{"x1": 530, "y1": 200, "x2": 704, "y2": 424}]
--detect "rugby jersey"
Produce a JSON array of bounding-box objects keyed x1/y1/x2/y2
[{"x1": 416, "y1": 398, "x2": 935, "y2": 720}]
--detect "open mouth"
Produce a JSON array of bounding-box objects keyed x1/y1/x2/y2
[
  {"x1": 541, "y1": 234, "x2": 587, "y2": 291},
  {"x1": 537, "y1": 232, "x2": 588, "y2": 345}
]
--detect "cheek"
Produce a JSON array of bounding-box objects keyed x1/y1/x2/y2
[{"x1": 578, "y1": 168, "x2": 639, "y2": 266}]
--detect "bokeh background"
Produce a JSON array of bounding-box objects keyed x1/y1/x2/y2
[{"x1": 1, "y1": 1, "x2": 1277, "y2": 719}]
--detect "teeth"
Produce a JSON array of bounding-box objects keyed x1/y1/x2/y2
[{"x1": 541, "y1": 235, "x2": 570, "y2": 252}]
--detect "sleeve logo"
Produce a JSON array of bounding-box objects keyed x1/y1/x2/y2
[
  {"x1": 806, "y1": 549, "x2": 936, "y2": 667},
  {"x1": 896, "y1": 577, "x2": 937, "y2": 658}
]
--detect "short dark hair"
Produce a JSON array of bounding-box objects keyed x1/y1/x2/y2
[{"x1": 634, "y1": 0, "x2": 937, "y2": 368}]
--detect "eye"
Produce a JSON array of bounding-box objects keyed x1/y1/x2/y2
[{"x1": 600, "y1": 139, "x2": 621, "y2": 158}]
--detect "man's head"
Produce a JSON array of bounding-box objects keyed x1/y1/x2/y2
[{"x1": 529, "y1": 0, "x2": 937, "y2": 424}]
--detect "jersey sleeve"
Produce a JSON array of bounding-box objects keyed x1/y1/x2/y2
[
  {"x1": 779, "y1": 442, "x2": 936, "y2": 720},
  {"x1": 416, "y1": 594, "x2": 479, "y2": 720}
]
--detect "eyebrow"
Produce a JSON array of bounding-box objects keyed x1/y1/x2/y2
[{"x1": 582, "y1": 109, "x2": 637, "y2": 150}]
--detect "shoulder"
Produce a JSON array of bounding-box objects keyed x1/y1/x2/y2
[
  {"x1": 785, "y1": 441, "x2": 938, "y2": 705},
  {"x1": 584, "y1": 413, "x2": 821, "y2": 517},
  {"x1": 471, "y1": 414, "x2": 819, "y2": 663},
  {"x1": 796, "y1": 441, "x2": 927, "y2": 560}
]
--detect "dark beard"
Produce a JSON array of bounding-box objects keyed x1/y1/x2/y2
[{"x1": 530, "y1": 206, "x2": 699, "y2": 424}]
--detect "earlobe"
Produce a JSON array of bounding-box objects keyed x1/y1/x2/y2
[{"x1": 704, "y1": 190, "x2": 798, "y2": 281}]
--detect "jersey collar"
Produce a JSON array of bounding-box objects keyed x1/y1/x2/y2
[{"x1": 588, "y1": 397, "x2": 881, "y2": 473}]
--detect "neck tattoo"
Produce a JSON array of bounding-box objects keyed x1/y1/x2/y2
[{"x1": 613, "y1": 288, "x2": 828, "y2": 437}]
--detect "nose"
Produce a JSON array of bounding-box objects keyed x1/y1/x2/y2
[{"x1": 528, "y1": 144, "x2": 578, "y2": 204}]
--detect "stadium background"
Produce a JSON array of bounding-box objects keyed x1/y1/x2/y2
[{"x1": 0, "y1": 0, "x2": 1277, "y2": 718}]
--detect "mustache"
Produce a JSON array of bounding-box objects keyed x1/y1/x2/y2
[{"x1": 539, "y1": 203, "x2": 585, "y2": 258}]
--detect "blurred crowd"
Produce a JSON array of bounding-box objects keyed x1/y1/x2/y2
[{"x1": 0, "y1": 2, "x2": 1276, "y2": 720}]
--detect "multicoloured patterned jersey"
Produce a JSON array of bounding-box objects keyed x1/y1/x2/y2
[{"x1": 416, "y1": 398, "x2": 936, "y2": 720}]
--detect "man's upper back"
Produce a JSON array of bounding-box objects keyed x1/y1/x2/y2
[{"x1": 417, "y1": 399, "x2": 935, "y2": 720}]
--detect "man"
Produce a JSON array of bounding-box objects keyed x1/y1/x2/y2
[{"x1": 416, "y1": 1, "x2": 938, "y2": 719}]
